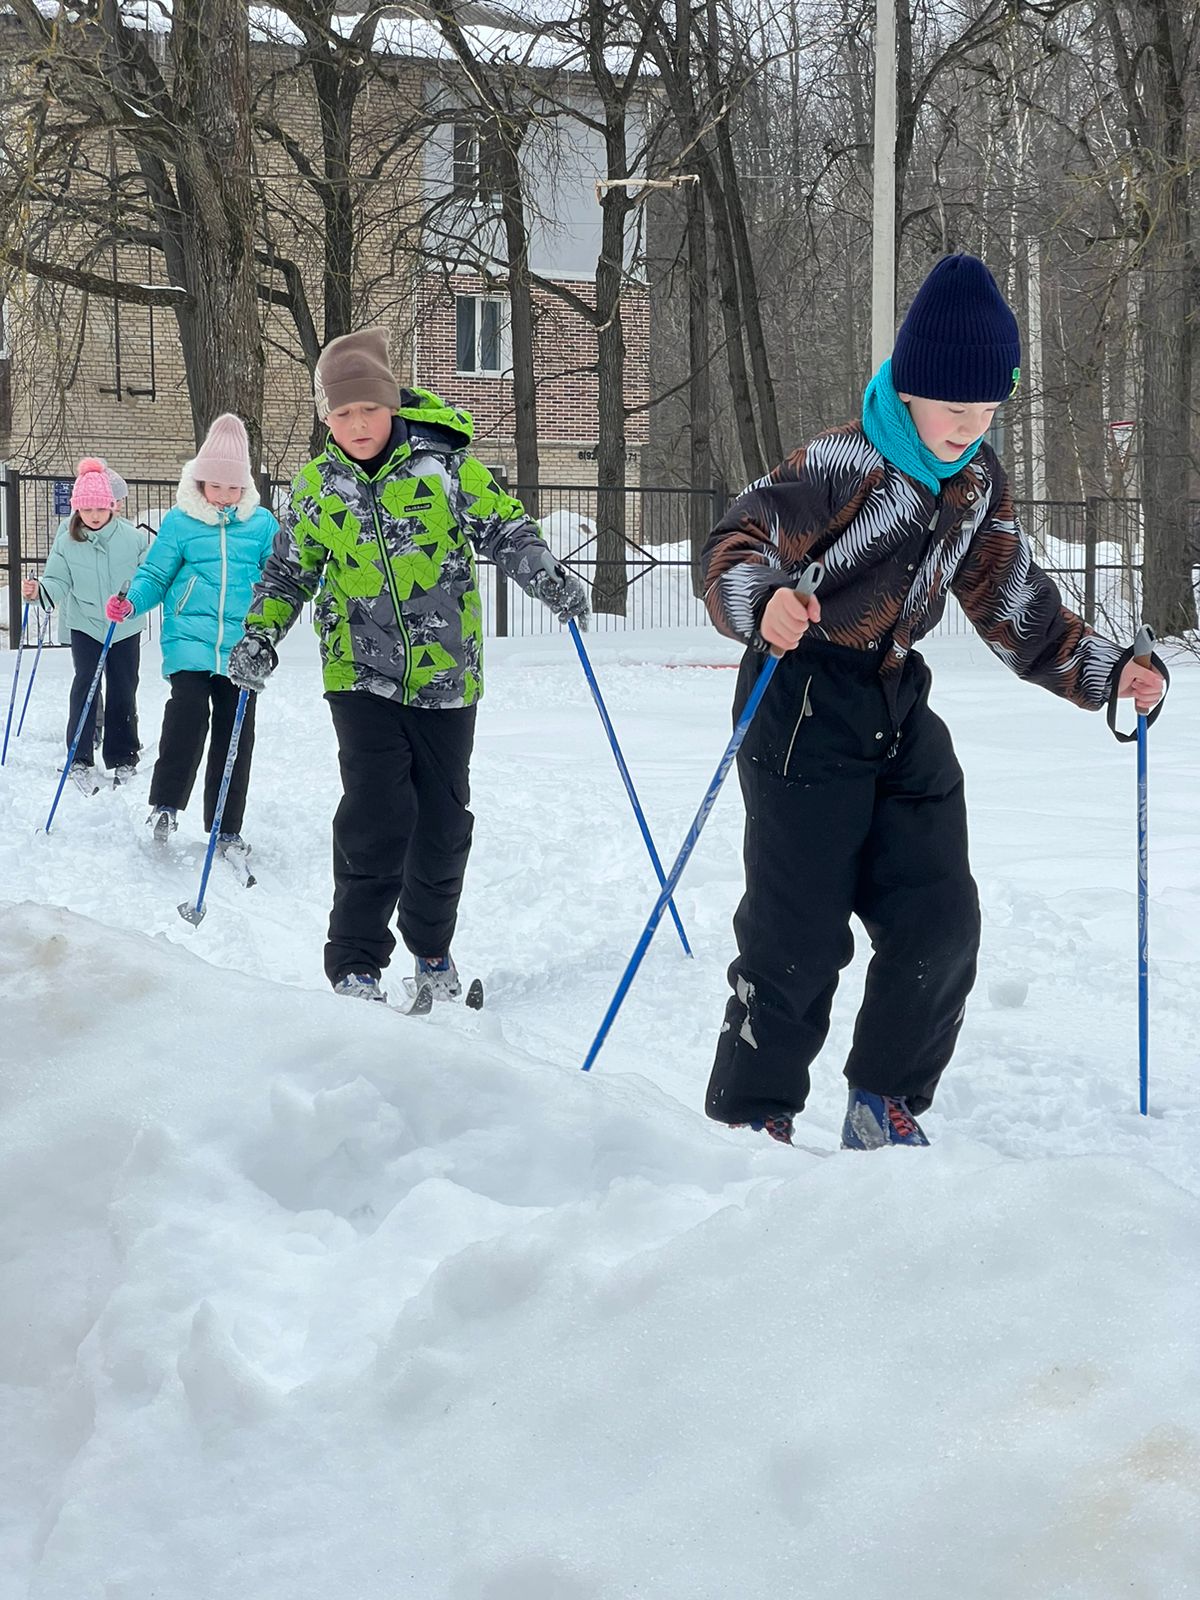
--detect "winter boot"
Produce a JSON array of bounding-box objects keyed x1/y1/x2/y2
[
  {"x1": 148, "y1": 805, "x2": 177, "y2": 842},
  {"x1": 841, "y1": 1087, "x2": 930, "y2": 1150},
  {"x1": 333, "y1": 972, "x2": 387, "y2": 1003},
  {"x1": 732, "y1": 1114, "x2": 795, "y2": 1146},
  {"x1": 70, "y1": 763, "x2": 100, "y2": 796},
  {"x1": 414, "y1": 953, "x2": 463, "y2": 1002}
]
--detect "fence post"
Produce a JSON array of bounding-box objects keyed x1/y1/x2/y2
[
  {"x1": 1084, "y1": 496, "x2": 1099, "y2": 629},
  {"x1": 493, "y1": 468, "x2": 510, "y2": 637},
  {"x1": 3, "y1": 470, "x2": 21, "y2": 646}
]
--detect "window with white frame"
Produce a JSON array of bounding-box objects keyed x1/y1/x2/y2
[
  {"x1": 456, "y1": 296, "x2": 509, "y2": 376},
  {"x1": 451, "y1": 121, "x2": 502, "y2": 205}
]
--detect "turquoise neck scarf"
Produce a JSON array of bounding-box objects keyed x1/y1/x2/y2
[{"x1": 861, "y1": 359, "x2": 982, "y2": 493}]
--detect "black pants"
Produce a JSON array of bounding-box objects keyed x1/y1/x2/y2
[
  {"x1": 149, "y1": 671, "x2": 256, "y2": 833},
  {"x1": 324, "y1": 691, "x2": 476, "y2": 984},
  {"x1": 68, "y1": 630, "x2": 140, "y2": 769},
  {"x1": 707, "y1": 640, "x2": 980, "y2": 1126}
]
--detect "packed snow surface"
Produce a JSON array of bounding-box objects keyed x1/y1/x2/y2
[{"x1": 1, "y1": 623, "x2": 1197, "y2": 1599}]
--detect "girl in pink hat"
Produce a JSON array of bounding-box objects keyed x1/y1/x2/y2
[
  {"x1": 23, "y1": 458, "x2": 149, "y2": 793},
  {"x1": 106, "y1": 414, "x2": 278, "y2": 860}
]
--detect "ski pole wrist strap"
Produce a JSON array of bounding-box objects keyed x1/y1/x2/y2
[{"x1": 1106, "y1": 644, "x2": 1170, "y2": 743}]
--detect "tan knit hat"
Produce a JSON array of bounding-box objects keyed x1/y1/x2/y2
[{"x1": 314, "y1": 328, "x2": 401, "y2": 419}]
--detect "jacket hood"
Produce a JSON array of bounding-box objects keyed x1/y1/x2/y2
[
  {"x1": 398, "y1": 386, "x2": 474, "y2": 446},
  {"x1": 176, "y1": 466, "x2": 262, "y2": 524}
]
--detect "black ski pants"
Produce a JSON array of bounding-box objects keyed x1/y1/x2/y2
[
  {"x1": 707, "y1": 639, "x2": 980, "y2": 1126},
  {"x1": 149, "y1": 671, "x2": 256, "y2": 834},
  {"x1": 324, "y1": 691, "x2": 476, "y2": 985},
  {"x1": 68, "y1": 630, "x2": 141, "y2": 770}
]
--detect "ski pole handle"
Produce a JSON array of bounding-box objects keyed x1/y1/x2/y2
[
  {"x1": 1133, "y1": 623, "x2": 1154, "y2": 669},
  {"x1": 751, "y1": 562, "x2": 823, "y2": 658}
]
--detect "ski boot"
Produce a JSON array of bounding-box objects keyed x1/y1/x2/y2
[
  {"x1": 333, "y1": 972, "x2": 388, "y2": 1004},
  {"x1": 148, "y1": 805, "x2": 178, "y2": 842},
  {"x1": 70, "y1": 763, "x2": 100, "y2": 796},
  {"x1": 112, "y1": 764, "x2": 138, "y2": 787},
  {"x1": 414, "y1": 953, "x2": 463, "y2": 1002}
]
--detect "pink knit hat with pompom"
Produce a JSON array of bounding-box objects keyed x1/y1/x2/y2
[
  {"x1": 71, "y1": 458, "x2": 117, "y2": 512},
  {"x1": 191, "y1": 413, "x2": 253, "y2": 489}
]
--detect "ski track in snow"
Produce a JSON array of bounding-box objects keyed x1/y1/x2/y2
[{"x1": 1, "y1": 624, "x2": 1198, "y2": 1599}]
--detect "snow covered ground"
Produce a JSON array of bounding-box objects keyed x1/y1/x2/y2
[{"x1": 1, "y1": 621, "x2": 1198, "y2": 1600}]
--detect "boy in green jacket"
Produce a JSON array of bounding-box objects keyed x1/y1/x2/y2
[{"x1": 230, "y1": 328, "x2": 588, "y2": 1002}]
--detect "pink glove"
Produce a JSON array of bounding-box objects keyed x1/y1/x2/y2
[{"x1": 105, "y1": 595, "x2": 134, "y2": 622}]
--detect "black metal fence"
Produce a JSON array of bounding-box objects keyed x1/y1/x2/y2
[{"x1": 0, "y1": 469, "x2": 1181, "y2": 648}]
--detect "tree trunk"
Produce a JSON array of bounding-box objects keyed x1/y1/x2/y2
[
  {"x1": 1105, "y1": 0, "x2": 1198, "y2": 636},
  {"x1": 687, "y1": 179, "x2": 713, "y2": 597},
  {"x1": 592, "y1": 182, "x2": 631, "y2": 617},
  {"x1": 172, "y1": 0, "x2": 264, "y2": 457},
  {"x1": 702, "y1": 0, "x2": 782, "y2": 465}
]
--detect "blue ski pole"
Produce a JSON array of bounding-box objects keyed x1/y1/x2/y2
[
  {"x1": 178, "y1": 688, "x2": 251, "y2": 926},
  {"x1": 1133, "y1": 623, "x2": 1153, "y2": 1116},
  {"x1": 568, "y1": 617, "x2": 692, "y2": 957},
  {"x1": 45, "y1": 588, "x2": 128, "y2": 832},
  {"x1": 16, "y1": 606, "x2": 49, "y2": 739},
  {"x1": 582, "y1": 562, "x2": 822, "y2": 1072},
  {"x1": 1, "y1": 602, "x2": 30, "y2": 766}
]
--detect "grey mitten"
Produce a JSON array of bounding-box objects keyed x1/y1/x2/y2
[
  {"x1": 530, "y1": 560, "x2": 590, "y2": 627},
  {"x1": 227, "y1": 633, "x2": 279, "y2": 693}
]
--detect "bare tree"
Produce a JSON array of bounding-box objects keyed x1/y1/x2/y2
[{"x1": 1, "y1": 0, "x2": 266, "y2": 454}]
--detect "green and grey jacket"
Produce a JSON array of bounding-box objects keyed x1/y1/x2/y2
[{"x1": 244, "y1": 389, "x2": 557, "y2": 707}]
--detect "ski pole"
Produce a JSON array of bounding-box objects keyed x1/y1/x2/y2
[
  {"x1": 567, "y1": 617, "x2": 692, "y2": 957},
  {"x1": 582, "y1": 562, "x2": 822, "y2": 1072},
  {"x1": 1, "y1": 602, "x2": 30, "y2": 767},
  {"x1": 16, "y1": 606, "x2": 49, "y2": 739},
  {"x1": 45, "y1": 588, "x2": 127, "y2": 832},
  {"x1": 1134, "y1": 623, "x2": 1153, "y2": 1116},
  {"x1": 178, "y1": 688, "x2": 251, "y2": 926}
]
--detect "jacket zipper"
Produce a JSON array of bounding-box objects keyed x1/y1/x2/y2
[
  {"x1": 215, "y1": 511, "x2": 229, "y2": 672},
  {"x1": 782, "y1": 676, "x2": 813, "y2": 778},
  {"x1": 175, "y1": 576, "x2": 198, "y2": 614},
  {"x1": 367, "y1": 478, "x2": 412, "y2": 699}
]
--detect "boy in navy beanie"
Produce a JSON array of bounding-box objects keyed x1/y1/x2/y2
[{"x1": 702, "y1": 253, "x2": 1166, "y2": 1151}]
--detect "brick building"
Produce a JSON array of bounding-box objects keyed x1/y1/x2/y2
[{"x1": 0, "y1": 13, "x2": 652, "y2": 492}]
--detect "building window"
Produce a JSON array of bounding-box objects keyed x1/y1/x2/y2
[
  {"x1": 451, "y1": 121, "x2": 502, "y2": 205},
  {"x1": 456, "y1": 296, "x2": 509, "y2": 376}
]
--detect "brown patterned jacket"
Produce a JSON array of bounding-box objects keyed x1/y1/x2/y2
[{"x1": 703, "y1": 423, "x2": 1122, "y2": 712}]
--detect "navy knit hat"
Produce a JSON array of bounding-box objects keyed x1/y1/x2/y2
[{"x1": 891, "y1": 254, "x2": 1021, "y2": 403}]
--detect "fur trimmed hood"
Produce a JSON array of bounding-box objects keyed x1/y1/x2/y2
[{"x1": 176, "y1": 467, "x2": 261, "y2": 524}]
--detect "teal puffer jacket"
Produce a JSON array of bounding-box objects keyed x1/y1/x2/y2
[
  {"x1": 36, "y1": 515, "x2": 149, "y2": 645},
  {"x1": 126, "y1": 475, "x2": 278, "y2": 679}
]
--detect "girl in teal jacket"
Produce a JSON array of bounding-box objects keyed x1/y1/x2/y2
[
  {"x1": 23, "y1": 458, "x2": 148, "y2": 791},
  {"x1": 108, "y1": 415, "x2": 278, "y2": 852}
]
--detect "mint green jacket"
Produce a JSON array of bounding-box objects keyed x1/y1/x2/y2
[{"x1": 35, "y1": 516, "x2": 149, "y2": 644}]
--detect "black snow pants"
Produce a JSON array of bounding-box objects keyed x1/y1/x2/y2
[
  {"x1": 324, "y1": 690, "x2": 476, "y2": 985},
  {"x1": 149, "y1": 671, "x2": 257, "y2": 833},
  {"x1": 68, "y1": 630, "x2": 141, "y2": 770},
  {"x1": 706, "y1": 638, "x2": 980, "y2": 1127}
]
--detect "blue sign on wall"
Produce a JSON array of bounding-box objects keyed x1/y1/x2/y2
[{"x1": 53, "y1": 480, "x2": 73, "y2": 517}]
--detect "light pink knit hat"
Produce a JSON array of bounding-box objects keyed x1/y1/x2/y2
[
  {"x1": 191, "y1": 413, "x2": 253, "y2": 488},
  {"x1": 71, "y1": 457, "x2": 117, "y2": 512}
]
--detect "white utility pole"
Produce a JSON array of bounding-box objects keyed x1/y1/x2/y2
[
  {"x1": 871, "y1": 0, "x2": 897, "y2": 370},
  {"x1": 1026, "y1": 238, "x2": 1047, "y2": 501}
]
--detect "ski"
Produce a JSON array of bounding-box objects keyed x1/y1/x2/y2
[
  {"x1": 402, "y1": 972, "x2": 484, "y2": 1008},
  {"x1": 391, "y1": 981, "x2": 432, "y2": 1018}
]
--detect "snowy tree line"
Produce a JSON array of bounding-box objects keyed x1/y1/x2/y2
[{"x1": 0, "y1": 0, "x2": 1196, "y2": 634}]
